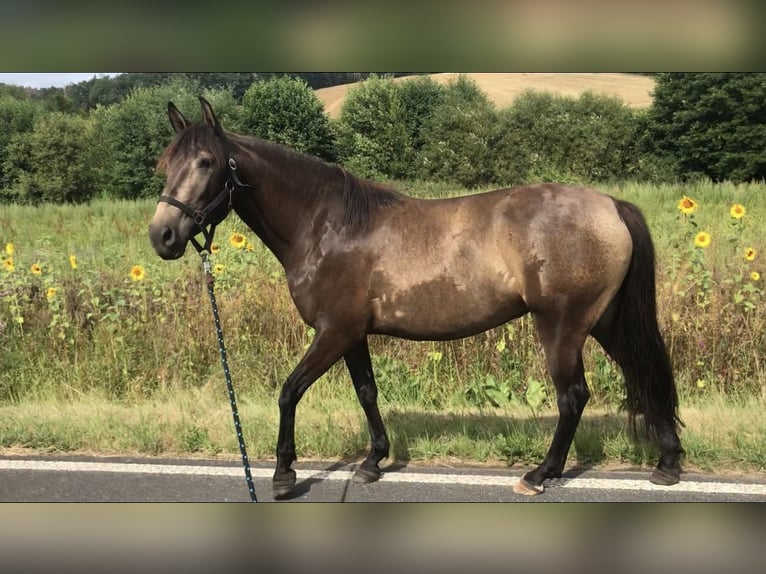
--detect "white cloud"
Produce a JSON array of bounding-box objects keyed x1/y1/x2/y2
[{"x1": 0, "y1": 73, "x2": 118, "y2": 89}]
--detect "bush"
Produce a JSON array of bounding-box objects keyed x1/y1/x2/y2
[
  {"x1": 493, "y1": 90, "x2": 644, "y2": 185},
  {"x1": 241, "y1": 76, "x2": 335, "y2": 161},
  {"x1": 335, "y1": 76, "x2": 412, "y2": 179},
  {"x1": 417, "y1": 75, "x2": 498, "y2": 188},
  {"x1": 0, "y1": 96, "x2": 42, "y2": 197},
  {"x1": 397, "y1": 76, "x2": 448, "y2": 157},
  {"x1": 2, "y1": 112, "x2": 97, "y2": 203}
]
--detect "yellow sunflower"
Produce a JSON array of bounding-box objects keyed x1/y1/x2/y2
[
  {"x1": 213, "y1": 263, "x2": 225, "y2": 275},
  {"x1": 2, "y1": 258, "x2": 14, "y2": 273},
  {"x1": 69, "y1": 254, "x2": 78, "y2": 270},
  {"x1": 46, "y1": 287, "x2": 58, "y2": 302},
  {"x1": 4, "y1": 242, "x2": 13, "y2": 256},
  {"x1": 729, "y1": 204, "x2": 746, "y2": 219},
  {"x1": 229, "y1": 232, "x2": 246, "y2": 249},
  {"x1": 30, "y1": 263, "x2": 42, "y2": 276},
  {"x1": 130, "y1": 265, "x2": 146, "y2": 281},
  {"x1": 693, "y1": 231, "x2": 711, "y2": 248},
  {"x1": 752, "y1": 271, "x2": 761, "y2": 282},
  {"x1": 677, "y1": 196, "x2": 698, "y2": 214},
  {"x1": 744, "y1": 248, "x2": 757, "y2": 261},
  {"x1": 210, "y1": 243, "x2": 221, "y2": 254}
]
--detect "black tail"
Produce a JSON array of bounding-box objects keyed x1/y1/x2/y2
[{"x1": 609, "y1": 199, "x2": 681, "y2": 438}]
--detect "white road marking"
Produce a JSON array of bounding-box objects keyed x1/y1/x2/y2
[{"x1": 1, "y1": 459, "x2": 765, "y2": 496}]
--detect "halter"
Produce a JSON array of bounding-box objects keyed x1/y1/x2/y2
[{"x1": 157, "y1": 156, "x2": 250, "y2": 254}]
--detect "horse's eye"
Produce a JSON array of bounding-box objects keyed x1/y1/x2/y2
[{"x1": 199, "y1": 157, "x2": 214, "y2": 169}]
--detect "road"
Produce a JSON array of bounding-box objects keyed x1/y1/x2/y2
[{"x1": 2, "y1": 454, "x2": 765, "y2": 502}]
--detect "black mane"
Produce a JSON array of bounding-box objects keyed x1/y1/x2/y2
[{"x1": 340, "y1": 169, "x2": 404, "y2": 236}]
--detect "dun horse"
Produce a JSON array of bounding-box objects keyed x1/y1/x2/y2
[{"x1": 149, "y1": 97, "x2": 683, "y2": 497}]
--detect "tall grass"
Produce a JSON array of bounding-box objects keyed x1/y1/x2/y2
[
  {"x1": 1, "y1": 182, "x2": 764, "y2": 404},
  {"x1": 0, "y1": 181, "x2": 764, "y2": 468}
]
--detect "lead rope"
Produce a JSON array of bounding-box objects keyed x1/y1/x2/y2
[{"x1": 201, "y1": 251, "x2": 257, "y2": 502}]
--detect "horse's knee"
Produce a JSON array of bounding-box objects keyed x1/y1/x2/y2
[{"x1": 278, "y1": 385, "x2": 298, "y2": 412}]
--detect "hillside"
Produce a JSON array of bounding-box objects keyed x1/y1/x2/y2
[{"x1": 316, "y1": 73, "x2": 656, "y2": 118}]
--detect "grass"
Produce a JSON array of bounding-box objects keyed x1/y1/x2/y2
[
  {"x1": 0, "y1": 180, "x2": 765, "y2": 474},
  {"x1": 1, "y1": 387, "x2": 763, "y2": 476}
]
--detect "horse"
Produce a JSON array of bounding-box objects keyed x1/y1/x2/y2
[{"x1": 149, "y1": 97, "x2": 683, "y2": 498}]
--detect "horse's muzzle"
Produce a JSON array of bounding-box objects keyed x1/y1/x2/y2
[{"x1": 148, "y1": 223, "x2": 186, "y2": 260}]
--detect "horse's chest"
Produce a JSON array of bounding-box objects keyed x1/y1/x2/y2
[{"x1": 285, "y1": 248, "x2": 367, "y2": 325}]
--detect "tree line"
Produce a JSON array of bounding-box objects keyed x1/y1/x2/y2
[{"x1": 0, "y1": 72, "x2": 764, "y2": 204}]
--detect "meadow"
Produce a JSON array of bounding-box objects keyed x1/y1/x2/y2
[{"x1": 0, "y1": 180, "x2": 764, "y2": 474}]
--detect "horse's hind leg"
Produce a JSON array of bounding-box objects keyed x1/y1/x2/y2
[
  {"x1": 344, "y1": 338, "x2": 390, "y2": 483},
  {"x1": 514, "y1": 313, "x2": 590, "y2": 496},
  {"x1": 591, "y1": 308, "x2": 683, "y2": 486}
]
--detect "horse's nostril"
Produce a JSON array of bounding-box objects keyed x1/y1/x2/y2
[{"x1": 161, "y1": 226, "x2": 174, "y2": 245}]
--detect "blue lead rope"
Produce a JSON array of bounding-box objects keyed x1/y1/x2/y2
[{"x1": 202, "y1": 252, "x2": 257, "y2": 503}]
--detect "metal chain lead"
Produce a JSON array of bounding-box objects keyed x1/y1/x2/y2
[{"x1": 202, "y1": 252, "x2": 257, "y2": 502}]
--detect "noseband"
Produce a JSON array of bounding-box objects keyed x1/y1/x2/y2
[{"x1": 158, "y1": 156, "x2": 250, "y2": 254}]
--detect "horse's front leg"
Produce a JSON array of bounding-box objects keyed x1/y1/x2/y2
[{"x1": 273, "y1": 327, "x2": 352, "y2": 498}]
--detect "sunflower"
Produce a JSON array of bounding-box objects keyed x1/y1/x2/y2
[
  {"x1": 2, "y1": 258, "x2": 14, "y2": 273},
  {"x1": 213, "y1": 263, "x2": 225, "y2": 275},
  {"x1": 130, "y1": 264, "x2": 146, "y2": 281},
  {"x1": 693, "y1": 231, "x2": 711, "y2": 248},
  {"x1": 69, "y1": 254, "x2": 78, "y2": 270},
  {"x1": 30, "y1": 263, "x2": 42, "y2": 276},
  {"x1": 46, "y1": 287, "x2": 58, "y2": 302},
  {"x1": 210, "y1": 243, "x2": 221, "y2": 254},
  {"x1": 4, "y1": 242, "x2": 13, "y2": 256},
  {"x1": 229, "y1": 232, "x2": 246, "y2": 249},
  {"x1": 744, "y1": 248, "x2": 757, "y2": 261},
  {"x1": 729, "y1": 204, "x2": 746, "y2": 219},
  {"x1": 246, "y1": 242, "x2": 255, "y2": 252},
  {"x1": 752, "y1": 271, "x2": 761, "y2": 282},
  {"x1": 677, "y1": 196, "x2": 698, "y2": 214}
]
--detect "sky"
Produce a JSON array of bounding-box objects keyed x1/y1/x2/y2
[{"x1": 0, "y1": 73, "x2": 118, "y2": 89}]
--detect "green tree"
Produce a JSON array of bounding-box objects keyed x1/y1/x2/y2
[
  {"x1": 335, "y1": 76, "x2": 413, "y2": 180},
  {"x1": 493, "y1": 90, "x2": 643, "y2": 185},
  {"x1": 645, "y1": 73, "x2": 766, "y2": 183},
  {"x1": 2, "y1": 112, "x2": 97, "y2": 203},
  {"x1": 417, "y1": 75, "x2": 497, "y2": 188},
  {"x1": 241, "y1": 76, "x2": 336, "y2": 161},
  {"x1": 0, "y1": 96, "x2": 42, "y2": 195},
  {"x1": 397, "y1": 75, "x2": 448, "y2": 157}
]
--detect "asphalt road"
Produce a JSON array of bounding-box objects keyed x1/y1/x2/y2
[{"x1": 2, "y1": 454, "x2": 765, "y2": 502}]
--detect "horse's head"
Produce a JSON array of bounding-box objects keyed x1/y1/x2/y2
[{"x1": 149, "y1": 97, "x2": 234, "y2": 259}]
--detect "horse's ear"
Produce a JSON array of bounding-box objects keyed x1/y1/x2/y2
[
  {"x1": 167, "y1": 102, "x2": 188, "y2": 133},
  {"x1": 199, "y1": 96, "x2": 224, "y2": 138}
]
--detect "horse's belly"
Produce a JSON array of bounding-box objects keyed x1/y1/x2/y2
[{"x1": 369, "y1": 279, "x2": 528, "y2": 341}]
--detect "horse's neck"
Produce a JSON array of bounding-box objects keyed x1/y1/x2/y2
[{"x1": 231, "y1": 137, "x2": 342, "y2": 264}]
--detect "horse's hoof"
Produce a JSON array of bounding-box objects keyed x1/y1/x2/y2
[
  {"x1": 513, "y1": 476, "x2": 545, "y2": 496},
  {"x1": 650, "y1": 467, "x2": 680, "y2": 486},
  {"x1": 273, "y1": 469, "x2": 297, "y2": 497},
  {"x1": 353, "y1": 465, "x2": 381, "y2": 484}
]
